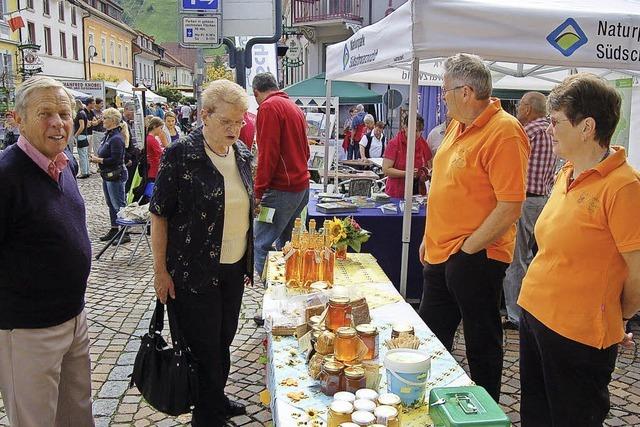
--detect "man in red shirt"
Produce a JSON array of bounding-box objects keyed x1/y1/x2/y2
[{"x1": 252, "y1": 73, "x2": 310, "y2": 278}]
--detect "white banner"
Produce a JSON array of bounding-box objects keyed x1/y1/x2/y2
[
  {"x1": 60, "y1": 80, "x2": 105, "y2": 100},
  {"x1": 235, "y1": 36, "x2": 278, "y2": 93}
]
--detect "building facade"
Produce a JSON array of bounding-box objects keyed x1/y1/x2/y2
[
  {"x1": 0, "y1": 0, "x2": 20, "y2": 109},
  {"x1": 16, "y1": 0, "x2": 85, "y2": 79},
  {"x1": 155, "y1": 50, "x2": 193, "y2": 92},
  {"x1": 79, "y1": 0, "x2": 135, "y2": 82},
  {"x1": 132, "y1": 31, "x2": 161, "y2": 90}
]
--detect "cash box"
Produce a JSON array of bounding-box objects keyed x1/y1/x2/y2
[{"x1": 429, "y1": 386, "x2": 511, "y2": 427}]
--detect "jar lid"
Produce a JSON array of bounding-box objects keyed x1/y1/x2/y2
[
  {"x1": 329, "y1": 296, "x2": 350, "y2": 305},
  {"x1": 311, "y1": 282, "x2": 329, "y2": 290},
  {"x1": 338, "y1": 423, "x2": 359, "y2": 427},
  {"x1": 324, "y1": 355, "x2": 336, "y2": 364},
  {"x1": 309, "y1": 315, "x2": 323, "y2": 324},
  {"x1": 392, "y1": 322, "x2": 414, "y2": 333},
  {"x1": 353, "y1": 398, "x2": 377, "y2": 413},
  {"x1": 351, "y1": 410, "x2": 376, "y2": 424},
  {"x1": 336, "y1": 327, "x2": 357, "y2": 337},
  {"x1": 323, "y1": 361, "x2": 345, "y2": 373},
  {"x1": 374, "y1": 405, "x2": 398, "y2": 419},
  {"x1": 355, "y1": 388, "x2": 379, "y2": 401},
  {"x1": 355, "y1": 324, "x2": 377, "y2": 335},
  {"x1": 334, "y1": 391, "x2": 356, "y2": 403},
  {"x1": 344, "y1": 366, "x2": 365, "y2": 379},
  {"x1": 330, "y1": 400, "x2": 354, "y2": 415},
  {"x1": 377, "y1": 393, "x2": 401, "y2": 406}
]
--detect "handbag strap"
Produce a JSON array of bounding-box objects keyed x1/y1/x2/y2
[
  {"x1": 166, "y1": 299, "x2": 189, "y2": 352},
  {"x1": 148, "y1": 299, "x2": 165, "y2": 336}
]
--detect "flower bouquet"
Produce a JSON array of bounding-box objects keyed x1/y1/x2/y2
[{"x1": 325, "y1": 217, "x2": 371, "y2": 259}]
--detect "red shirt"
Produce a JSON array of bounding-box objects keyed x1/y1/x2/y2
[
  {"x1": 146, "y1": 134, "x2": 163, "y2": 179},
  {"x1": 383, "y1": 130, "x2": 432, "y2": 198},
  {"x1": 255, "y1": 91, "x2": 310, "y2": 200},
  {"x1": 239, "y1": 112, "x2": 256, "y2": 149}
]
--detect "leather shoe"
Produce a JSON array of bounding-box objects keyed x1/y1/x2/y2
[
  {"x1": 99, "y1": 228, "x2": 119, "y2": 242},
  {"x1": 113, "y1": 233, "x2": 131, "y2": 245},
  {"x1": 502, "y1": 319, "x2": 519, "y2": 331},
  {"x1": 225, "y1": 399, "x2": 246, "y2": 418},
  {"x1": 77, "y1": 174, "x2": 90, "y2": 179},
  {"x1": 253, "y1": 314, "x2": 265, "y2": 327}
]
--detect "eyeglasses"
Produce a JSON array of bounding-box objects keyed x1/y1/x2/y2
[
  {"x1": 213, "y1": 114, "x2": 246, "y2": 130},
  {"x1": 442, "y1": 85, "x2": 465, "y2": 95},
  {"x1": 549, "y1": 116, "x2": 571, "y2": 127}
]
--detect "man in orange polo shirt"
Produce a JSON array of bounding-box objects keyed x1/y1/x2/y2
[
  {"x1": 418, "y1": 53, "x2": 529, "y2": 401},
  {"x1": 517, "y1": 74, "x2": 640, "y2": 426}
]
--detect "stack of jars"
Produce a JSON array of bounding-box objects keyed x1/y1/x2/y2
[{"x1": 327, "y1": 389, "x2": 403, "y2": 427}]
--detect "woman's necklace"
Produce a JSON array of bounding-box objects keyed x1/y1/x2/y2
[{"x1": 204, "y1": 139, "x2": 229, "y2": 157}]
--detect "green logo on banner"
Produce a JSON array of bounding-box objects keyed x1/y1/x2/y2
[{"x1": 547, "y1": 18, "x2": 588, "y2": 57}]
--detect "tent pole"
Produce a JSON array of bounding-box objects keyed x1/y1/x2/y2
[
  {"x1": 323, "y1": 79, "x2": 332, "y2": 192},
  {"x1": 400, "y1": 57, "x2": 419, "y2": 299}
]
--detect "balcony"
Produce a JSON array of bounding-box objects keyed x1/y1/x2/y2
[{"x1": 292, "y1": 0, "x2": 363, "y2": 26}]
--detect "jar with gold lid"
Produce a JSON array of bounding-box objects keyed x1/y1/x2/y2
[
  {"x1": 320, "y1": 360, "x2": 345, "y2": 396},
  {"x1": 343, "y1": 366, "x2": 366, "y2": 393},
  {"x1": 391, "y1": 322, "x2": 415, "y2": 339},
  {"x1": 327, "y1": 297, "x2": 352, "y2": 331},
  {"x1": 335, "y1": 327, "x2": 360, "y2": 363},
  {"x1": 355, "y1": 324, "x2": 379, "y2": 360},
  {"x1": 328, "y1": 400, "x2": 354, "y2": 427}
]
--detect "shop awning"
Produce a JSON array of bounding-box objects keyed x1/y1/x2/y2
[{"x1": 284, "y1": 73, "x2": 382, "y2": 104}]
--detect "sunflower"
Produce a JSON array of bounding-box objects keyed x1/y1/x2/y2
[{"x1": 326, "y1": 218, "x2": 347, "y2": 244}]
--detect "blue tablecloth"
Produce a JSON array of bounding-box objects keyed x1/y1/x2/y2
[{"x1": 307, "y1": 190, "x2": 426, "y2": 300}]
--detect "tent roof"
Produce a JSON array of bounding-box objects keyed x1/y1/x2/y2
[
  {"x1": 326, "y1": 0, "x2": 640, "y2": 88},
  {"x1": 284, "y1": 73, "x2": 382, "y2": 104}
]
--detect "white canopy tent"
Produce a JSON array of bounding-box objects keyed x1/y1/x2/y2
[
  {"x1": 324, "y1": 0, "x2": 640, "y2": 298},
  {"x1": 116, "y1": 80, "x2": 167, "y2": 104}
]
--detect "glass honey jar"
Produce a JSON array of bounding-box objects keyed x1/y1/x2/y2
[
  {"x1": 377, "y1": 393, "x2": 402, "y2": 424},
  {"x1": 355, "y1": 324, "x2": 379, "y2": 360},
  {"x1": 351, "y1": 410, "x2": 376, "y2": 426},
  {"x1": 343, "y1": 366, "x2": 366, "y2": 393},
  {"x1": 327, "y1": 297, "x2": 352, "y2": 331},
  {"x1": 320, "y1": 360, "x2": 345, "y2": 396},
  {"x1": 328, "y1": 400, "x2": 354, "y2": 427},
  {"x1": 335, "y1": 327, "x2": 360, "y2": 363},
  {"x1": 391, "y1": 322, "x2": 415, "y2": 339},
  {"x1": 374, "y1": 405, "x2": 400, "y2": 427}
]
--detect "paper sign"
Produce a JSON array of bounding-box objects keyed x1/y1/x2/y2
[{"x1": 257, "y1": 206, "x2": 275, "y2": 223}]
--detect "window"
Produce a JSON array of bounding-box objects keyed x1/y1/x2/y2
[
  {"x1": 138, "y1": 62, "x2": 141, "y2": 81},
  {"x1": 59, "y1": 31, "x2": 66, "y2": 58},
  {"x1": 117, "y1": 43, "x2": 122, "y2": 66},
  {"x1": 26, "y1": 0, "x2": 34, "y2": 9},
  {"x1": 124, "y1": 46, "x2": 129, "y2": 67},
  {"x1": 58, "y1": 1, "x2": 64, "y2": 21},
  {"x1": 110, "y1": 40, "x2": 114, "y2": 64},
  {"x1": 27, "y1": 21, "x2": 36, "y2": 43},
  {"x1": 101, "y1": 37, "x2": 106, "y2": 62},
  {"x1": 43, "y1": 0, "x2": 50, "y2": 16},
  {"x1": 72, "y1": 35, "x2": 78, "y2": 60},
  {"x1": 71, "y1": 6, "x2": 77, "y2": 26},
  {"x1": 43, "y1": 26, "x2": 52, "y2": 55}
]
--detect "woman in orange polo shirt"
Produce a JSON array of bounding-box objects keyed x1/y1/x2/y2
[{"x1": 517, "y1": 73, "x2": 640, "y2": 426}]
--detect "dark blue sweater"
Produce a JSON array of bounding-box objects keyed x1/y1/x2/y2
[{"x1": 0, "y1": 145, "x2": 91, "y2": 329}]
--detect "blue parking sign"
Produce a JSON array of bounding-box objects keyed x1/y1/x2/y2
[
  {"x1": 186, "y1": 29, "x2": 193, "y2": 37},
  {"x1": 182, "y1": 0, "x2": 219, "y2": 11}
]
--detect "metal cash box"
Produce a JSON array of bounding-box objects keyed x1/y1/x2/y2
[{"x1": 429, "y1": 386, "x2": 511, "y2": 427}]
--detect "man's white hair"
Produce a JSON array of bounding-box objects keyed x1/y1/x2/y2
[{"x1": 15, "y1": 76, "x2": 74, "y2": 118}]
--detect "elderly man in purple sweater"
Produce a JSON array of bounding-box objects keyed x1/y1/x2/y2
[{"x1": 0, "y1": 76, "x2": 94, "y2": 426}]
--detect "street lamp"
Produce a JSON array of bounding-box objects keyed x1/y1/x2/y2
[{"x1": 87, "y1": 45, "x2": 97, "y2": 80}]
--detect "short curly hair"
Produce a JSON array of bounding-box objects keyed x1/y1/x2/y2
[{"x1": 202, "y1": 79, "x2": 248, "y2": 114}]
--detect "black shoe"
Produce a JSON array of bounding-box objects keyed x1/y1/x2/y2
[
  {"x1": 99, "y1": 228, "x2": 119, "y2": 241},
  {"x1": 225, "y1": 400, "x2": 246, "y2": 418},
  {"x1": 253, "y1": 314, "x2": 264, "y2": 327},
  {"x1": 502, "y1": 319, "x2": 519, "y2": 331},
  {"x1": 77, "y1": 174, "x2": 90, "y2": 179},
  {"x1": 113, "y1": 233, "x2": 131, "y2": 245}
]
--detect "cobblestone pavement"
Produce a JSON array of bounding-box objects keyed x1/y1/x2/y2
[{"x1": 1, "y1": 174, "x2": 639, "y2": 426}]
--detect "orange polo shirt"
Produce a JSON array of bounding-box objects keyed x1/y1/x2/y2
[
  {"x1": 424, "y1": 98, "x2": 529, "y2": 264},
  {"x1": 518, "y1": 147, "x2": 640, "y2": 349}
]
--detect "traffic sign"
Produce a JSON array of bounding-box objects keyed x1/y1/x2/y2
[
  {"x1": 181, "y1": 0, "x2": 219, "y2": 12},
  {"x1": 181, "y1": 15, "x2": 222, "y2": 47}
]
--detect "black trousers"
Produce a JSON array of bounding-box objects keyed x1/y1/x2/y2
[
  {"x1": 173, "y1": 259, "x2": 246, "y2": 427},
  {"x1": 418, "y1": 250, "x2": 507, "y2": 401},
  {"x1": 520, "y1": 310, "x2": 618, "y2": 427}
]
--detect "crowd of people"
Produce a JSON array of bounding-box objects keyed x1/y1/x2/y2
[{"x1": 0, "y1": 50, "x2": 638, "y2": 427}]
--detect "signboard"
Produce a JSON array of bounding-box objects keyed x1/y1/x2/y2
[
  {"x1": 60, "y1": 80, "x2": 105, "y2": 100},
  {"x1": 181, "y1": 15, "x2": 221, "y2": 47},
  {"x1": 236, "y1": 36, "x2": 278, "y2": 93},
  {"x1": 223, "y1": 0, "x2": 274, "y2": 37},
  {"x1": 131, "y1": 90, "x2": 145, "y2": 150},
  {"x1": 181, "y1": 0, "x2": 219, "y2": 12}
]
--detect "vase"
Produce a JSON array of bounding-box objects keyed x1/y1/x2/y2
[{"x1": 335, "y1": 244, "x2": 348, "y2": 260}]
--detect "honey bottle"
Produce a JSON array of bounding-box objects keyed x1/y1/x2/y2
[
  {"x1": 321, "y1": 222, "x2": 336, "y2": 284},
  {"x1": 284, "y1": 224, "x2": 302, "y2": 286},
  {"x1": 302, "y1": 230, "x2": 319, "y2": 285}
]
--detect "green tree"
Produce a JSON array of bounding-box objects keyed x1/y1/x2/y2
[
  {"x1": 205, "y1": 55, "x2": 233, "y2": 83},
  {"x1": 155, "y1": 86, "x2": 183, "y2": 103}
]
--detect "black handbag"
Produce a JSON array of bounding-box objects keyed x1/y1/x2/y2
[
  {"x1": 130, "y1": 299, "x2": 199, "y2": 416},
  {"x1": 100, "y1": 165, "x2": 124, "y2": 182}
]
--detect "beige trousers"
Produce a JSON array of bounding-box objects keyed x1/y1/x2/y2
[{"x1": 0, "y1": 310, "x2": 94, "y2": 427}]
